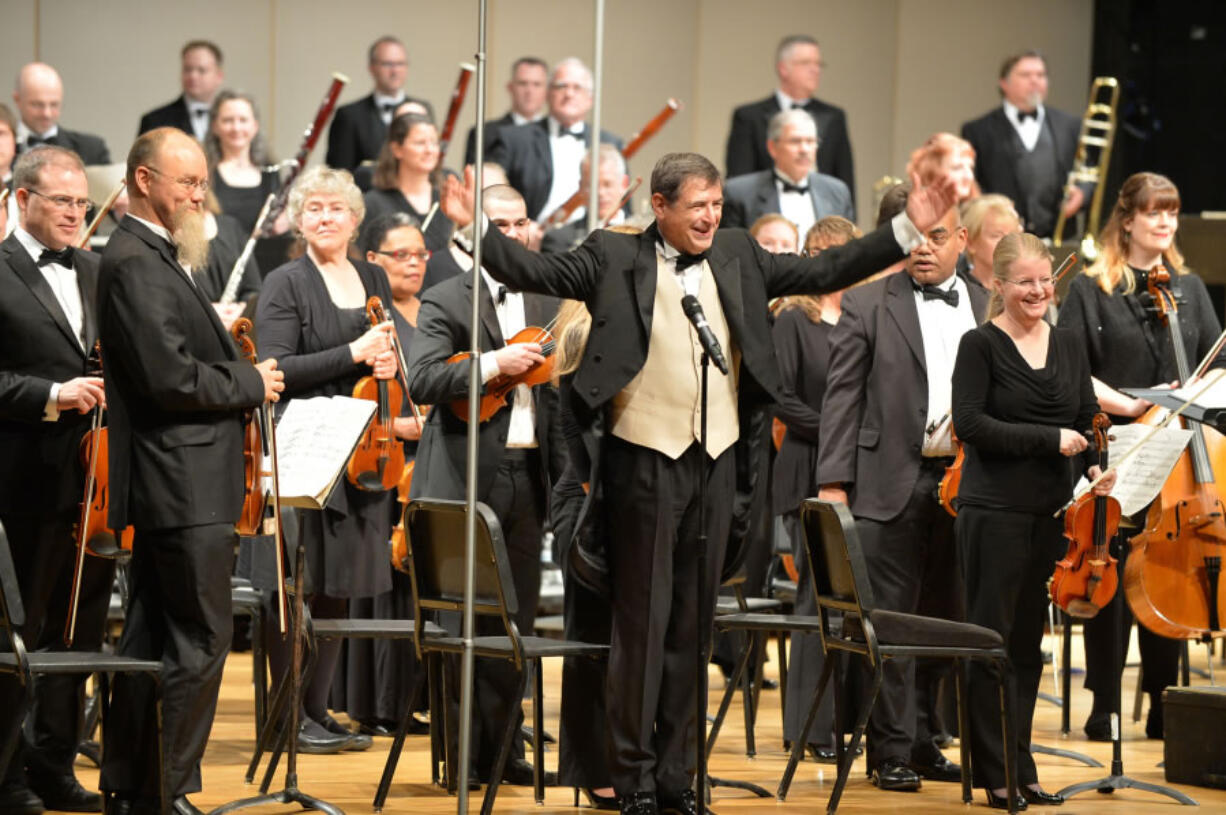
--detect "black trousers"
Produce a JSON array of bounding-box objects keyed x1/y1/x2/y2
[
  {"x1": 604, "y1": 438, "x2": 735, "y2": 797},
  {"x1": 957, "y1": 506, "x2": 1062, "y2": 789},
  {"x1": 1082, "y1": 532, "x2": 1179, "y2": 699},
  {"x1": 781, "y1": 510, "x2": 836, "y2": 747},
  {"x1": 0, "y1": 513, "x2": 115, "y2": 785},
  {"x1": 558, "y1": 564, "x2": 612, "y2": 788},
  {"x1": 100, "y1": 523, "x2": 236, "y2": 801},
  {"x1": 854, "y1": 461, "x2": 962, "y2": 766}
]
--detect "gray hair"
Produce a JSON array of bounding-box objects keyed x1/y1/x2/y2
[
  {"x1": 776, "y1": 34, "x2": 819, "y2": 65},
  {"x1": 14, "y1": 144, "x2": 84, "y2": 192},
  {"x1": 287, "y1": 165, "x2": 365, "y2": 232},
  {"x1": 650, "y1": 152, "x2": 721, "y2": 205},
  {"x1": 549, "y1": 57, "x2": 593, "y2": 93},
  {"x1": 767, "y1": 108, "x2": 819, "y2": 143},
  {"x1": 581, "y1": 143, "x2": 626, "y2": 176},
  {"x1": 482, "y1": 183, "x2": 526, "y2": 213}
]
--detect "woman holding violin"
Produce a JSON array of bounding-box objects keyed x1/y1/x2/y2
[
  {"x1": 1056, "y1": 172, "x2": 1222, "y2": 740},
  {"x1": 952, "y1": 232, "x2": 1113, "y2": 809},
  {"x1": 254, "y1": 166, "x2": 406, "y2": 753}
]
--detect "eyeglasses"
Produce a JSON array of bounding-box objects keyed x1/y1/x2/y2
[
  {"x1": 27, "y1": 189, "x2": 93, "y2": 212},
  {"x1": 1004, "y1": 276, "x2": 1055, "y2": 289},
  {"x1": 375, "y1": 248, "x2": 431, "y2": 263},
  {"x1": 144, "y1": 166, "x2": 210, "y2": 193}
]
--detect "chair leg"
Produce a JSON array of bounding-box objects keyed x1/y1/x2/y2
[
  {"x1": 997, "y1": 659, "x2": 1018, "y2": 815},
  {"x1": 954, "y1": 659, "x2": 972, "y2": 804},
  {"x1": 745, "y1": 631, "x2": 768, "y2": 757},
  {"x1": 250, "y1": 608, "x2": 267, "y2": 744},
  {"x1": 777, "y1": 631, "x2": 788, "y2": 738},
  {"x1": 246, "y1": 666, "x2": 291, "y2": 783},
  {"x1": 373, "y1": 669, "x2": 427, "y2": 811},
  {"x1": 533, "y1": 659, "x2": 545, "y2": 804},
  {"x1": 480, "y1": 667, "x2": 530, "y2": 815},
  {"x1": 828, "y1": 663, "x2": 881, "y2": 815},
  {"x1": 776, "y1": 655, "x2": 834, "y2": 801},
  {"x1": 706, "y1": 633, "x2": 752, "y2": 759}
]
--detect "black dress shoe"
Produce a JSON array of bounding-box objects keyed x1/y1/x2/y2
[
  {"x1": 932, "y1": 730, "x2": 954, "y2": 749},
  {"x1": 658, "y1": 788, "x2": 700, "y2": 815},
  {"x1": 871, "y1": 757, "x2": 921, "y2": 791},
  {"x1": 521, "y1": 724, "x2": 556, "y2": 746},
  {"x1": 501, "y1": 758, "x2": 556, "y2": 787},
  {"x1": 297, "y1": 719, "x2": 351, "y2": 754},
  {"x1": 805, "y1": 744, "x2": 838, "y2": 763},
  {"x1": 985, "y1": 789, "x2": 1027, "y2": 810},
  {"x1": 910, "y1": 751, "x2": 961, "y2": 783},
  {"x1": 357, "y1": 719, "x2": 395, "y2": 737},
  {"x1": 1021, "y1": 787, "x2": 1064, "y2": 806},
  {"x1": 0, "y1": 783, "x2": 44, "y2": 815},
  {"x1": 317, "y1": 713, "x2": 373, "y2": 751},
  {"x1": 577, "y1": 787, "x2": 620, "y2": 810},
  {"x1": 27, "y1": 775, "x2": 100, "y2": 813},
  {"x1": 170, "y1": 796, "x2": 203, "y2": 815},
  {"x1": 1084, "y1": 711, "x2": 1111, "y2": 741},
  {"x1": 619, "y1": 791, "x2": 658, "y2": 815},
  {"x1": 1146, "y1": 704, "x2": 1164, "y2": 740}
]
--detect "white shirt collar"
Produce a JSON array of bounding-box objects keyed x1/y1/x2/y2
[
  {"x1": 13, "y1": 225, "x2": 54, "y2": 263},
  {"x1": 510, "y1": 110, "x2": 543, "y2": 126},
  {"x1": 373, "y1": 91, "x2": 406, "y2": 111},
  {"x1": 1002, "y1": 99, "x2": 1045, "y2": 126},
  {"x1": 17, "y1": 120, "x2": 58, "y2": 144},
  {"x1": 775, "y1": 89, "x2": 810, "y2": 112},
  {"x1": 129, "y1": 213, "x2": 174, "y2": 243},
  {"x1": 548, "y1": 116, "x2": 585, "y2": 138}
]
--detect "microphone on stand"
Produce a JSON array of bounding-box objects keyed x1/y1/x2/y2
[{"x1": 680, "y1": 294, "x2": 729, "y2": 375}]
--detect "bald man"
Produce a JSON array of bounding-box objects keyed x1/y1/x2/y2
[{"x1": 11, "y1": 64, "x2": 109, "y2": 166}]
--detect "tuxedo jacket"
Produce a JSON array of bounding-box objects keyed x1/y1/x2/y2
[
  {"x1": 138, "y1": 95, "x2": 193, "y2": 137},
  {"x1": 463, "y1": 111, "x2": 516, "y2": 166},
  {"x1": 485, "y1": 119, "x2": 624, "y2": 220},
  {"x1": 325, "y1": 92, "x2": 435, "y2": 171},
  {"x1": 405, "y1": 271, "x2": 564, "y2": 503},
  {"x1": 960, "y1": 106, "x2": 1081, "y2": 232},
  {"x1": 18, "y1": 127, "x2": 110, "y2": 166},
  {"x1": 721, "y1": 169, "x2": 855, "y2": 230},
  {"x1": 724, "y1": 95, "x2": 855, "y2": 214},
  {"x1": 0, "y1": 234, "x2": 98, "y2": 516},
  {"x1": 97, "y1": 216, "x2": 265, "y2": 531},
  {"x1": 818, "y1": 271, "x2": 988, "y2": 523}
]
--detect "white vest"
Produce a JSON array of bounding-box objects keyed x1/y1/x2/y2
[{"x1": 610, "y1": 256, "x2": 740, "y2": 459}]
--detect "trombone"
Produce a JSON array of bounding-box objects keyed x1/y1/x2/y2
[{"x1": 1053, "y1": 77, "x2": 1120, "y2": 261}]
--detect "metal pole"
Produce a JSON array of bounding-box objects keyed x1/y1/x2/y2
[
  {"x1": 458, "y1": 0, "x2": 488, "y2": 809},
  {"x1": 586, "y1": 0, "x2": 605, "y2": 233}
]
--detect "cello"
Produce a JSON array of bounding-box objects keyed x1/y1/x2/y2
[
  {"x1": 1125, "y1": 266, "x2": 1226, "y2": 640},
  {"x1": 1051, "y1": 413, "x2": 1120, "y2": 618},
  {"x1": 347, "y1": 297, "x2": 407, "y2": 491}
]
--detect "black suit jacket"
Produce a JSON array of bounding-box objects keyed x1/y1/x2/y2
[
  {"x1": 138, "y1": 95, "x2": 193, "y2": 137},
  {"x1": 960, "y1": 106, "x2": 1081, "y2": 236},
  {"x1": 0, "y1": 235, "x2": 98, "y2": 516},
  {"x1": 325, "y1": 93, "x2": 435, "y2": 171},
  {"x1": 486, "y1": 119, "x2": 624, "y2": 220},
  {"x1": 405, "y1": 271, "x2": 564, "y2": 503},
  {"x1": 818, "y1": 271, "x2": 988, "y2": 523},
  {"x1": 97, "y1": 216, "x2": 265, "y2": 531},
  {"x1": 721, "y1": 169, "x2": 855, "y2": 230},
  {"x1": 724, "y1": 95, "x2": 855, "y2": 214},
  {"x1": 463, "y1": 111, "x2": 516, "y2": 166},
  {"x1": 18, "y1": 127, "x2": 110, "y2": 166}
]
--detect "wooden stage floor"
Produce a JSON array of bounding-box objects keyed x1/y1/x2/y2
[{"x1": 71, "y1": 629, "x2": 1224, "y2": 814}]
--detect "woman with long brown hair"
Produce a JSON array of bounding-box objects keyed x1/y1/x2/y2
[{"x1": 362, "y1": 113, "x2": 453, "y2": 253}]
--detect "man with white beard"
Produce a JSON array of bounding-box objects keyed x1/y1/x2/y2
[{"x1": 95, "y1": 127, "x2": 283, "y2": 815}]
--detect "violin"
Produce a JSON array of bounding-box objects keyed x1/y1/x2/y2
[
  {"x1": 348, "y1": 297, "x2": 406, "y2": 491},
  {"x1": 64, "y1": 342, "x2": 133, "y2": 646},
  {"x1": 937, "y1": 430, "x2": 965, "y2": 517},
  {"x1": 1051, "y1": 413, "x2": 1120, "y2": 618},
  {"x1": 1125, "y1": 266, "x2": 1226, "y2": 639},
  {"x1": 446, "y1": 325, "x2": 556, "y2": 422},
  {"x1": 231, "y1": 318, "x2": 290, "y2": 634}
]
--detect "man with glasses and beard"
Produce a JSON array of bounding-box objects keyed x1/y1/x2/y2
[{"x1": 96, "y1": 127, "x2": 284, "y2": 815}]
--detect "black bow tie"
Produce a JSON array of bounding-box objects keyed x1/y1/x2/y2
[
  {"x1": 494, "y1": 285, "x2": 508, "y2": 305},
  {"x1": 675, "y1": 252, "x2": 707, "y2": 273},
  {"x1": 559, "y1": 127, "x2": 586, "y2": 141},
  {"x1": 917, "y1": 282, "x2": 959, "y2": 307},
  {"x1": 381, "y1": 103, "x2": 398, "y2": 115},
  {"x1": 38, "y1": 246, "x2": 75, "y2": 268},
  {"x1": 790, "y1": 102, "x2": 810, "y2": 111},
  {"x1": 26, "y1": 135, "x2": 49, "y2": 148},
  {"x1": 191, "y1": 108, "x2": 209, "y2": 119},
  {"x1": 778, "y1": 178, "x2": 809, "y2": 195},
  {"x1": 1017, "y1": 109, "x2": 1038, "y2": 122}
]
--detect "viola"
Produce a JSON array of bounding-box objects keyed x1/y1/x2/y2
[
  {"x1": 1051, "y1": 413, "x2": 1121, "y2": 618},
  {"x1": 64, "y1": 342, "x2": 133, "y2": 646},
  {"x1": 1125, "y1": 266, "x2": 1226, "y2": 639},
  {"x1": 348, "y1": 297, "x2": 406, "y2": 491},
  {"x1": 446, "y1": 325, "x2": 556, "y2": 422}
]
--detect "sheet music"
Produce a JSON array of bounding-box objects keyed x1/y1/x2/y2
[
  {"x1": 1167, "y1": 367, "x2": 1226, "y2": 409},
  {"x1": 1071, "y1": 424, "x2": 1192, "y2": 516},
  {"x1": 273, "y1": 396, "x2": 375, "y2": 508}
]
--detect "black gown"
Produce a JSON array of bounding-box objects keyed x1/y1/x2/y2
[{"x1": 361, "y1": 185, "x2": 455, "y2": 255}]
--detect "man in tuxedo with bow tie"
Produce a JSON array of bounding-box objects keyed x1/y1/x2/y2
[
  {"x1": 96, "y1": 128, "x2": 282, "y2": 815},
  {"x1": 724, "y1": 35, "x2": 855, "y2": 215},
  {"x1": 137, "y1": 41, "x2": 225, "y2": 142},
  {"x1": 818, "y1": 200, "x2": 987, "y2": 793},
  {"x1": 960, "y1": 51, "x2": 1084, "y2": 240},
  {"x1": 11, "y1": 64, "x2": 109, "y2": 167},
  {"x1": 486, "y1": 58, "x2": 623, "y2": 223},
  {"x1": 722, "y1": 108, "x2": 854, "y2": 235},
  {"x1": 0, "y1": 145, "x2": 116, "y2": 815},
  {"x1": 406, "y1": 184, "x2": 563, "y2": 788},
  {"x1": 464, "y1": 57, "x2": 549, "y2": 167},
  {"x1": 325, "y1": 36, "x2": 434, "y2": 172}
]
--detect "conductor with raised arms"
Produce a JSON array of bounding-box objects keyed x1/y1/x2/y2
[{"x1": 441, "y1": 151, "x2": 956, "y2": 815}]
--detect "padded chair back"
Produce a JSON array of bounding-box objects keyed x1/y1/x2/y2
[
  {"x1": 403, "y1": 499, "x2": 519, "y2": 645},
  {"x1": 800, "y1": 498, "x2": 876, "y2": 616},
  {"x1": 0, "y1": 521, "x2": 25, "y2": 643}
]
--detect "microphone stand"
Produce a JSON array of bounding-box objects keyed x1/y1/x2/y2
[{"x1": 695, "y1": 351, "x2": 709, "y2": 815}]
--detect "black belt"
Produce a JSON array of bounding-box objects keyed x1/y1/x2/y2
[
  {"x1": 501, "y1": 447, "x2": 540, "y2": 468},
  {"x1": 921, "y1": 456, "x2": 955, "y2": 470}
]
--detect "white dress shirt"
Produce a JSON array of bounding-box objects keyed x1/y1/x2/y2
[
  {"x1": 478, "y1": 270, "x2": 537, "y2": 447},
  {"x1": 1003, "y1": 100, "x2": 1046, "y2": 152},
  {"x1": 186, "y1": 99, "x2": 212, "y2": 142},
  {"x1": 16, "y1": 121, "x2": 58, "y2": 149},
  {"x1": 15, "y1": 226, "x2": 85, "y2": 420},
  {"x1": 374, "y1": 91, "x2": 408, "y2": 126},
  {"x1": 538, "y1": 117, "x2": 586, "y2": 221},
  {"x1": 775, "y1": 172, "x2": 817, "y2": 240},
  {"x1": 913, "y1": 273, "x2": 976, "y2": 455}
]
